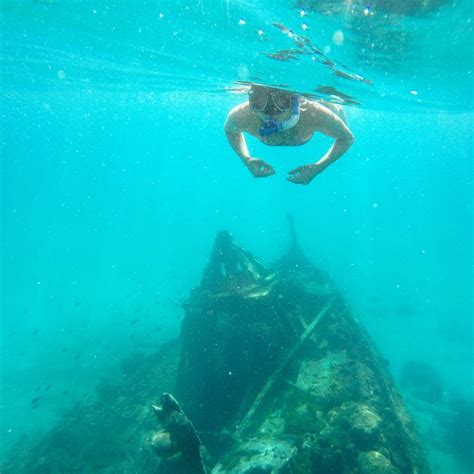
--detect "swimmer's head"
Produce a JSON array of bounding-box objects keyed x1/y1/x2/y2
[
  {"x1": 248, "y1": 85, "x2": 301, "y2": 136},
  {"x1": 249, "y1": 85, "x2": 295, "y2": 118}
]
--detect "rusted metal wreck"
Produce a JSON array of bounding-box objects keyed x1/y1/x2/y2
[{"x1": 164, "y1": 229, "x2": 430, "y2": 473}]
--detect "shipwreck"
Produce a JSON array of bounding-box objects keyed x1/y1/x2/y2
[{"x1": 2, "y1": 224, "x2": 430, "y2": 473}]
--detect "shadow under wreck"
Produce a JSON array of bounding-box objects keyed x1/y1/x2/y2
[{"x1": 2, "y1": 227, "x2": 431, "y2": 474}]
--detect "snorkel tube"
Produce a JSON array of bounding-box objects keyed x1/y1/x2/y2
[{"x1": 259, "y1": 96, "x2": 300, "y2": 137}]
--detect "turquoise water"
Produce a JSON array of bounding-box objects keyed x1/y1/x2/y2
[{"x1": 1, "y1": 0, "x2": 473, "y2": 472}]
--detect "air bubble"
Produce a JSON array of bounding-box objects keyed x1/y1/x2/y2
[{"x1": 332, "y1": 30, "x2": 344, "y2": 46}]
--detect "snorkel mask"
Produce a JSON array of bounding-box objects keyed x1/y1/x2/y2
[
  {"x1": 258, "y1": 97, "x2": 300, "y2": 136},
  {"x1": 249, "y1": 88, "x2": 300, "y2": 137}
]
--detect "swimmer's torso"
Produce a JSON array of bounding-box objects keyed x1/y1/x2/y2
[
  {"x1": 254, "y1": 126, "x2": 312, "y2": 146},
  {"x1": 245, "y1": 100, "x2": 316, "y2": 146}
]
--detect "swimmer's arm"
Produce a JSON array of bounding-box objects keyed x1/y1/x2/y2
[
  {"x1": 225, "y1": 130, "x2": 252, "y2": 164},
  {"x1": 224, "y1": 105, "x2": 275, "y2": 178},
  {"x1": 224, "y1": 106, "x2": 251, "y2": 165},
  {"x1": 314, "y1": 107, "x2": 354, "y2": 172},
  {"x1": 288, "y1": 104, "x2": 354, "y2": 185}
]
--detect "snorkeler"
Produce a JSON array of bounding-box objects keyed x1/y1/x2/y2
[{"x1": 224, "y1": 84, "x2": 354, "y2": 185}]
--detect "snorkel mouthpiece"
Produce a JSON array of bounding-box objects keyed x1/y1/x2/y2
[
  {"x1": 259, "y1": 96, "x2": 300, "y2": 137},
  {"x1": 260, "y1": 120, "x2": 281, "y2": 136}
]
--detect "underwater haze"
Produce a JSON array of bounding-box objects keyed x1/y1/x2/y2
[{"x1": 1, "y1": 0, "x2": 473, "y2": 472}]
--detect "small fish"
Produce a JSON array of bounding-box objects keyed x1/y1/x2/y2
[
  {"x1": 45, "y1": 384, "x2": 52, "y2": 391},
  {"x1": 31, "y1": 396, "x2": 41, "y2": 405},
  {"x1": 62, "y1": 390, "x2": 70, "y2": 396},
  {"x1": 333, "y1": 68, "x2": 372, "y2": 84},
  {"x1": 316, "y1": 85, "x2": 360, "y2": 105},
  {"x1": 32, "y1": 329, "x2": 39, "y2": 336},
  {"x1": 265, "y1": 49, "x2": 306, "y2": 62},
  {"x1": 131, "y1": 318, "x2": 140, "y2": 325},
  {"x1": 273, "y1": 22, "x2": 292, "y2": 34}
]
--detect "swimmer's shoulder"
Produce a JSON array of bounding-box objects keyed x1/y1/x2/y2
[
  {"x1": 300, "y1": 98, "x2": 327, "y2": 116},
  {"x1": 297, "y1": 98, "x2": 326, "y2": 132},
  {"x1": 299, "y1": 98, "x2": 343, "y2": 128},
  {"x1": 224, "y1": 102, "x2": 255, "y2": 133}
]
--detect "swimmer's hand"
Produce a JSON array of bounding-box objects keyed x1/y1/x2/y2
[
  {"x1": 287, "y1": 163, "x2": 321, "y2": 185},
  {"x1": 245, "y1": 158, "x2": 276, "y2": 178}
]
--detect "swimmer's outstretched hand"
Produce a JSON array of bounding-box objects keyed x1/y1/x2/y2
[
  {"x1": 245, "y1": 158, "x2": 276, "y2": 178},
  {"x1": 287, "y1": 163, "x2": 321, "y2": 185}
]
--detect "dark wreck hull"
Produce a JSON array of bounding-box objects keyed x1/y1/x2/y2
[{"x1": 175, "y1": 231, "x2": 430, "y2": 474}]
